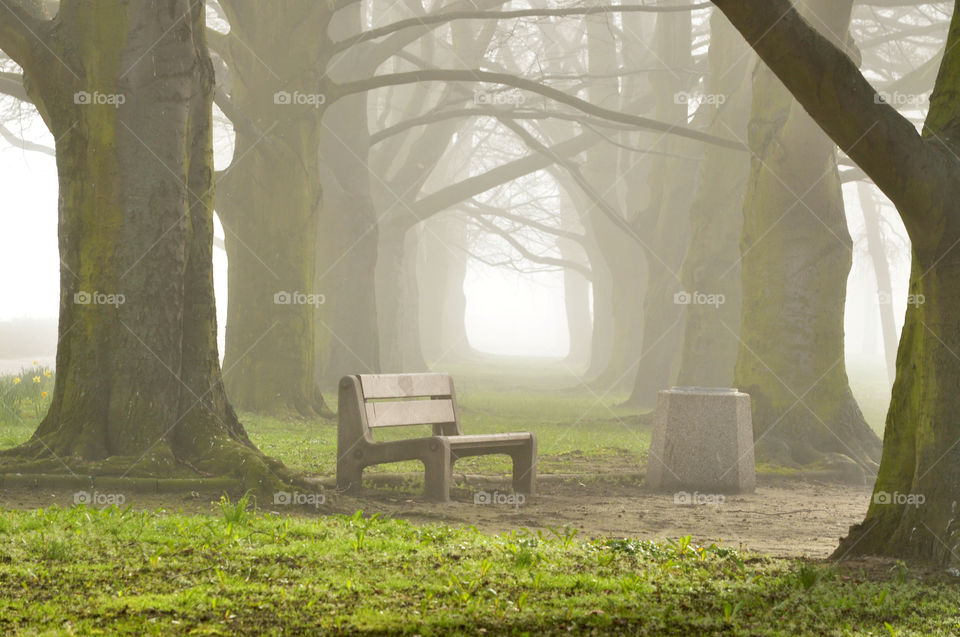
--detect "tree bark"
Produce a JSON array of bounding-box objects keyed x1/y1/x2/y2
[
  {"x1": 215, "y1": 2, "x2": 332, "y2": 417},
  {"x1": 576, "y1": 14, "x2": 648, "y2": 389},
  {"x1": 0, "y1": 1, "x2": 291, "y2": 487},
  {"x1": 626, "y1": 0, "x2": 699, "y2": 407},
  {"x1": 710, "y1": 0, "x2": 960, "y2": 562},
  {"x1": 316, "y1": 88, "x2": 381, "y2": 386},
  {"x1": 730, "y1": 0, "x2": 881, "y2": 470},
  {"x1": 675, "y1": 10, "x2": 752, "y2": 388}
]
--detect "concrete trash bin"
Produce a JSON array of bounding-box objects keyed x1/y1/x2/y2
[{"x1": 645, "y1": 386, "x2": 755, "y2": 494}]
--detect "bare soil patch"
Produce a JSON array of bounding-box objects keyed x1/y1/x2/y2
[{"x1": 0, "y1": 475, "x2": 871, "y2": 559}]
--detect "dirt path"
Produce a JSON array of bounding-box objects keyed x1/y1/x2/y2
[
  {"x1": 0, "y1": 476, "x2": 871, "y2": 559},
  {"x1": 328, "y1": 477, "x2": 872, "y2": 558}
]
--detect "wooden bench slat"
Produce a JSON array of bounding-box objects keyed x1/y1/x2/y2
[
  {"x1": 359, "y1": 373, "x2": 452, "y2": 399},
  {"x1": 447, "y1": 433, "x2": 533, "y2": 446},
  {"x1": 364, "y1": 398, "x2": 456, "y2": 428}
]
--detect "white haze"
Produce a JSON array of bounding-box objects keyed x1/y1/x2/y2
[{"x1": 0, "y1": 135, "x2": 913, "y2": 380}]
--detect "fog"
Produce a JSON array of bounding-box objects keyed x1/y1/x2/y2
[
  {"x1": 0, "y1": 139, "x2": 912, "y2": 369},
  {"x1": 5, "y1": 6, "x2": 960, "y2": 623}
]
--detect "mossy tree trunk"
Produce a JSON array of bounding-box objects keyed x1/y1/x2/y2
[
  {"x1": 0, "y1": 0, "x2": 290, "y2": 486},
  {"x1": 731, "y1": 0, "x2": 880, "y2": 469},
  {"x1": 214, "y1": 2, "x2": 332, "y2": 417},
  {"x1": 712, "y1": 0, "x2": 960, "y2": 562},
  {"x1": 675, "y1": 12, "x2": 752, "y2": 388}
]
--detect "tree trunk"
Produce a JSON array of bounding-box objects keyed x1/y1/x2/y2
[
  {"x1": 579, "y1": 16, "x2": 647, "y2": 389},
  {"x1": 837, "y1": 249, "x2": 960, "y2": 561},
  {"x1": 1, "y1": 1, "x2": 290, "y2": 487},
  {"x1": 215, "y1": 3, "x2": 330, "y2": 416},
  {"x1": 583, "y1": 232, "x2": 616, "y2": 381},
  {"x1": 732, "y1": 0, "x2": 880, "y2": 469},
  {"x1": 675, "y1": 11, "x2": 752, "y2": 387},
  {"x1": 376, "y1": 221, "x2": 414, "y2": 372},
  {"x1": 558, "y1": 237, "x2": 592, "y2": 368},
  {"x1": 626, "y1": 1, "x2": 698, "y2": 407},
  {"x1": 402, "y1": 226, "x2": 429, "y2": 371},
  {"x1": 418, "y1": 213, "x2": 473, "y2": 365},
  {"x1": 712, "y1": 0, "x2": 960, "y2": 567},
  {"x1": 317, "y1": 93, "x2": 381, "y2": 386},
  {"x1": 858, "y1": 182, "x2": 899, "y2": 385}
]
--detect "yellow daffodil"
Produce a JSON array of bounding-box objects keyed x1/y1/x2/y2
[
  {"x1": 32, "y1": 360, "x2": 37, "y2": 366},
  {"x1": 41, "y1": 391, "x2": 48, "y2": 398},
  {"x1": 13, "y1": 378, "x2": 20, "y2": 385},
  {"x1": 33, "y1": 376, "x2": 41, "y2": 383},
  {"x1": 43, "y1": 370, "x2": 51, "y2": 378}
]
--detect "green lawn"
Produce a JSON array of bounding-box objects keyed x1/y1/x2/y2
[
  {"x1": 0, "y1": 363, "x2": 651, "y2": 479},
  {"x1": 0, "y1": 502, "x2": 956, "y2": 635},
  {"x1": 0, "y1": 364, "x2": 956, "y2": 635}
]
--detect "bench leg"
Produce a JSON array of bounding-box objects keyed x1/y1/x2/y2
[
  {"x1": 337, "y1": 460, "x2": 364, "y2": 494},
  {"x1": 511, "y1": 437, "x2": 537, "y2": 495},
  {"x1": 422, "y1": 440, "x2": 452, "y2": 502}
]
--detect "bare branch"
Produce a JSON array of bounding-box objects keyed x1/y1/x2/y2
[
  {"x1": 0, "y1": 121, "x2": 53, "y2": 155},
  {"x1": 469, "y1": 214, "x2": 592, "y2": 279},
  {"x1": 333, "y1": 4, "x2": 712, "y2": 54},
  {"x1": 409, "y1": 130, "x2": 598, "y2": 223},
  {"x1": 500, "y1": 118, "x2": 643, "y2": 244},
  {"x1": 463, "y1": 200, "x2": 585, "y2": 244},
  {"x1": 0, "y1": 70, "x2": 27, "y2": 101},
  {"x1": 334, "y1": 69, "x2": 746, "y2": 151},
  {"x1": 370, "y1": 106, "x2": 639, "y2": 146},
  {"x1": 711, "y1": 0, "x2": 936, "y2": 227}
]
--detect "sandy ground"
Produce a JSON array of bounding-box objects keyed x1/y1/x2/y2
[{"x1": 0, "y1": 475, "x2": 872, "y2": 559}]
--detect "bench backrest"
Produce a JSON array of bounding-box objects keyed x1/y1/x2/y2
[{"x1": 339, "y1": 373, "x2": 463, "y2": 440}]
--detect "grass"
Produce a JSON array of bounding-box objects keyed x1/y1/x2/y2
[
  {"x1": 1, "y1": 363, "x2": 650, "y2": 480},
  {"x1": 0, "y1": 357, "x2": 887, "y2": 482},
  {"x1": 847, "y1": 357, "x2": 893, "y2": 436},
  {"x1": 0, "y1": 362, "x2": 53, "y2": 447},
  {"x1": 245, "y1": 387, "x2": 649, "y2": 479},
  {"x1": 0, "y1": 503, "x2": 957, "y2": 635},
  {"x1": 0, "y1": 363, "x2": 955, "y2": 634}
]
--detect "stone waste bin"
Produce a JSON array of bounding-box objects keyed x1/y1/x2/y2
[{"x1": 646, "y1": 386, "x2": 755, "y2": 494}]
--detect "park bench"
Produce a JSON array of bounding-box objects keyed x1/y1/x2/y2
[{"x1": 337, "y1": 373, "x2": 536, "y2": 501}]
